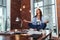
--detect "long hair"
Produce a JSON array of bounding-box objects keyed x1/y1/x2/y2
[{"x1": 35, "y1": 9, "x2": 42, "y2": 20}]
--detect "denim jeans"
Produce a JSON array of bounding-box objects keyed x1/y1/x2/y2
[
  {"x1": 28, "y1": 23, "x2": 46, "y2": 31},
  {"x1": 28, "y1": 23, "x2": 46, "y2": 40}
]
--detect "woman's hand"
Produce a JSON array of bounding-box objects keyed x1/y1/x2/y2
[
  {"x1": 34, "y1": 29, "x2": 37, "y2": 31},
  {"x1": 23, "y1": 19, "x2": 28, "y2": 22},
  {"x1": 23, "y1": 19, "x2": 31, "y2": 23},
  {"x1": 44, "y1": 21, "x2": 49, "y2": 23}
]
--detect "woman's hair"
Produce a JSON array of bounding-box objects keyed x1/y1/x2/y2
[{"x1": 35, "y1": 8, "x2": 42, "y2": 20}]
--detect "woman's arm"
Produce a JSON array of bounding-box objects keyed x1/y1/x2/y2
[
  {"x1": 44, "y1": 21, "x2": 49, "y2": 24},
  {"x1": 42, "y1": 17, "x2": 49, "y2": 24},
  {"x1": 23, "y1": 19, "x2": 31, "y2": 23}
]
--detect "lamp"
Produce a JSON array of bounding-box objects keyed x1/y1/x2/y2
[
  {"x1": 15, "y1": 17, "x2": 20, "y2": 22},
  {"x1": 23, "y1": 5, "x2": 25, "y2": 9},
  {"x1": 15, "y1": 17, "x2": 23, "y2": 28},
  {"x1": 29, "y1": 10, "x2": 31, "y2": 13},
  {"x1": 20, "y1": 8, "x2": 22, "y2": 11}
]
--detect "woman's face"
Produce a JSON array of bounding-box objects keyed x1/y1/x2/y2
[{"x1": 36, "y1": 9, "x2": 41, "y2": 16}]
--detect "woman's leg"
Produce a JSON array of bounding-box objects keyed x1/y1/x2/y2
[
  {"x1": 40, "y1": 23, "x2": 46, "y2": 29},
  {"x1": 28, "y1": 23, "x2": 37, "y2": 29},
  {"x1": 37, "y1": 23, "x2": 46, "y2": 30}
]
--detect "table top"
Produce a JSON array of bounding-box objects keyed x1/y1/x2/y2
[
  {"x1": 0, "y1": 29, "x2": 52, "y2": 40},
  {"x1": 0, "y1": 29, "x2": 51, "y2": 35}
]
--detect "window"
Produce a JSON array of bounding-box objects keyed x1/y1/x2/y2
[
  {"x1": 31, "y1": 0, "x2": 58, "y2": 36},
  {"x1": 0, "y1": 0, "x2": 10, "y2": 31},
  {"x1": 33, "y1": 0, "x2": 55, "y2": 28},
  {"x1": 0, "y1": 8, "x2": 3, "y2": 31}
]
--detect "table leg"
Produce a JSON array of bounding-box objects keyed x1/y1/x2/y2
[
  {"x1": 49, "y1": 33, "x2": 52, "y2": 40},
  {"x1": 15, "y1": 35, "x2": 20, "y2": 40},
  {"x1": 33, "y1": 38, "x2": 37, "y2": 40},
  {"x1": 29, "y1": 37, "x2": 37, "y2": 40},
  {"x1": 29, "y1": 37, "x2": 33, "y2": 40}
]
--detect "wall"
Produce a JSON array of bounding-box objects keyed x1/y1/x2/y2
[
  {"x1": 56, "y1": 0, "x2": 60, "y2": 32},
  {"x1": 11, "y1": 0, "x2": 30, "y2": 30}
]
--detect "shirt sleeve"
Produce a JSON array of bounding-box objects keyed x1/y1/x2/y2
[{"x1": 31, "y1": 17, "x2": 37, "y2": 25}]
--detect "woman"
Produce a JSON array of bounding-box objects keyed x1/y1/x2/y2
[
  {"x1": 23, "y1": 8, "x2": 48, "y2": 30},
  {"x1": 23, "y1": 8, "x2": 48, "y2": 40}
]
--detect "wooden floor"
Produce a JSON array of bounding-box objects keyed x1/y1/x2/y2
[
  {"x1": 0, "y1": 34, "x2": 58, "y2": 40},
  {"x1": 0, "y1": 36, "x2": 59, "y2": 40},
  {"x1": 51, "y1": 37, "x2": 58, "y2": 40},
  {"x1": 58, "y1": 37, "x2": 60, "y2": 40}
]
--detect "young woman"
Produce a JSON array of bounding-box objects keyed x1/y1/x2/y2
[
  {"x1": 23, "y1": 8, "x2": 48, "y2": 30},
  {"x1": 23, "y1": 8, "x2": 48, "y2": 40}
]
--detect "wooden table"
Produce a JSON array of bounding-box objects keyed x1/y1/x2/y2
[
  {"x1": 20, "y1": 30, "x2": 52, "y2": 40},
  {"x1": 0, "y1": 30, "x2": 52, "y2": 40}
]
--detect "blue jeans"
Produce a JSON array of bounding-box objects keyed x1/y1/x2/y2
[
  {"x1": 28, "y1": 23, "x2": 46, "y2": 40},
  {"x1": 28, "y1": 23, "x2": 46, "y2": 31}
]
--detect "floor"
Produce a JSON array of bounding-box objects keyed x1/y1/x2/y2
[{"x1": 51, "y1": 37, "x2": 58, "y2": 40}]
